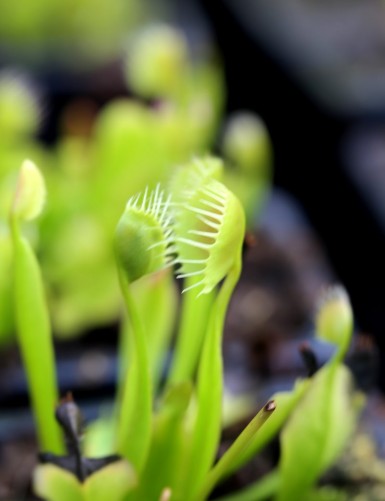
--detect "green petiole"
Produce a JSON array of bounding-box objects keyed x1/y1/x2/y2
[{"x1": 10, "y1": 217, "x2": 63, "y2": 453}]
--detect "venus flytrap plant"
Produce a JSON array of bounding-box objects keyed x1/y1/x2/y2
[
  {"x1": 110, "y1": 158, "x2": 277, "y2": 501},
  {"x1": 167, "y1": 170, "x2": 248, "y2": 499},
  {"x1": 6, "y1": 153, "x2": 279, "y2": 501},
  {"x1": 168, "y1": 156, "x2": 224, "y2": 385},
  {"x1": 8, "y1": 154, "x2": 365, "y2": 501},
  {"x1": 9, "y1": 159, "x2": 63, "y2": 454},
  {"x1": 114, "y1": 185, "x2": 174, "y2": 471}
]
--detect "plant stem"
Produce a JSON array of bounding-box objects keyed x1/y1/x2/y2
[
  {"x1": 115, "y1": 267, "x2": 152, "y2": 473},
  {"x1": 168, "y1": 276, "x2": 215, "y2": 385},
  {"x1": 181, "y1": 262, "x2": 241, "y2": 500},
  {"x1": 116, "y1": 270, "x2": 176, "y2": 413},
  {"x1": 197, "y1": 401, "x2": 276, "y2": 500},
  {"x1": 10, "y1": 219, "x2": 63, "y2": 453},
  {"x1": 141, "y1": 270, "x2": 177, "y2": 391},
  {"x1": 115, "y1": 314, "x2": 132, "y2": 408}
]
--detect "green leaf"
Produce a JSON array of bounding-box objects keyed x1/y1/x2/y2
[
  {"x1": 115, "y1": 270, "x2": 152, "y2": 472},
  {"x1": 180, "y1": 266, "x2": 242, "y2": 501},
  {"x1": 11, "y1": 159, "x2": 46, "y2": 221},
  {"x1": 33, "y1": 465, "x2": 83, "y2": 501},
  {"x1": 33, "y1": 461, "x2": 137, "y2": 501},
  {"x1": 128, "y1": 269, "x2": 178, "y2": 390},
  {"x1": 277, "y1": 364, "x2": 363, "y2": 500},
  {"x1": 84, "y1": 460, "x2": 137, "y2": 501},
  {"x1": 83, "y1": 416, "x2": 116, "y2": 458},
  {"x1": 11, "y1": 225, "x2": 63, "y2": 453}
]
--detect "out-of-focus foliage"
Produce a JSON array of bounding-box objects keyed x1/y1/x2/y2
[
  {"x1": 0, "y1": 0, "x2": 139, "y2": 69},
  {"x1": 0, "y1": 23, "x2": 272, "y2": 343}
]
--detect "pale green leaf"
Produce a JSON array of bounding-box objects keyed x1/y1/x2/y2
[
  {"x1": 84, "y1": 460, "x2": 137, "y2": 501},
  {"x1": 11, "y1": 159, "x2": 46, "y2": 221},
  {"x1": 33, "y1": 465, "x2": 83, "y2": 501}
]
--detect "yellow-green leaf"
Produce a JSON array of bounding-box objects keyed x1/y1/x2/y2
[
  {"x1": 11, "y1": 159, "x2": 46, "y2": 221},
  {"x1": 33, "y1": 465, "x2": 83, "y2": 501}
]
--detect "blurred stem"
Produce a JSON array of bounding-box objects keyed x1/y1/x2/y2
[
  {"x1": 168, "y1": 276, "x2": 215, "y2": 385},
  {"x1": 10, "y1": 217, "x2": 63, "y2": 453},
  {"x1": 115, "y1": 267, "x2": 152, "y2": 473},
  {"x1": 142, "y1": 270, "x2": 177, "y2": 391}
]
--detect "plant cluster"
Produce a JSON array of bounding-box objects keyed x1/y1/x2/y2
[
  {"x1": 1, "y1": 19, "x2": 364, "y2": 501},
  {"x1": 9, "y1": 156, "x2": 363, "y2": 501}
]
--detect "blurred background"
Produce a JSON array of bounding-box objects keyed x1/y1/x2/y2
[{"x1": 2, "y1": 0, "x2": 385, "y2": 495}]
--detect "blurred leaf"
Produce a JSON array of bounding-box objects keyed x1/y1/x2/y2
[
  {"x1": 84, "y1": 460, "x2": 137, "y2": 501},
  {"x1": 127, "y1": 24, "x2": 188, "y2": 99},
  {"x1": 222, "y1": 113, "x2": 271, "y2": 178},
  {"x1": 11, "y1": 159, "x2": 46, "y2": 221},
  {"x1": 277, "y1": 364, "x2": 363, "y2": 500},
  {"x1": 0, "y1": 72, "x2": 41, "y2": 141},
  {"x1": 316, "y1": 286, "x2": 353, "y2": 363},
  {"x1": 34, "y1": 464, "x2": 83, "y2": 501}
]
